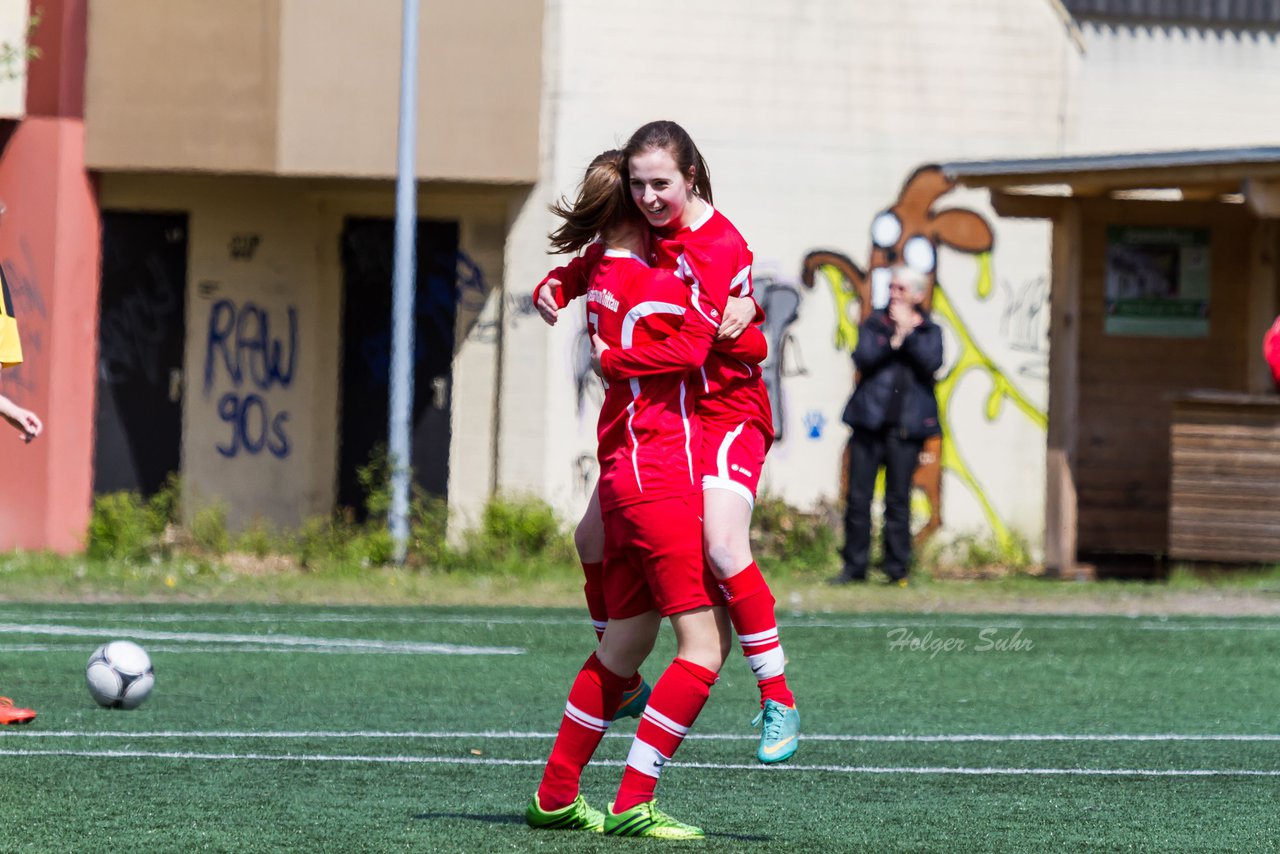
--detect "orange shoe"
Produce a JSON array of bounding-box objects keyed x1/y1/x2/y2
[{"x1": 0, "y1": 697, "x2": 36, "y2": 725}]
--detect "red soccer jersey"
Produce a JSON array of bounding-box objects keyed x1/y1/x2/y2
[
  {"x1": 587, "y1": 249, "x2": 716, "y2": 511},
  {"x1": 539, "y1": 206, "x2": 773, "y2": 437},
  {"x1": 621, "y1": 205, "x2": 773, "y2": 435}
]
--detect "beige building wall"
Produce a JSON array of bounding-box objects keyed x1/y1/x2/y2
[
  {"x1": 84, "y1": 0, "x2": 542, "y2": 182},
  {"x1": 98, "y1": 173, "x2": 512, "y2": 531}
]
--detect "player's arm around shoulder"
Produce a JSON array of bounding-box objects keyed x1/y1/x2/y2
[{"x1": 598, "y1": 269, "x2": 715, "y2": 381}]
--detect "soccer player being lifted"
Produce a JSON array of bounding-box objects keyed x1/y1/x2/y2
[{"x1": 535, "y1": 121, "x2": 800, "y2": 766}]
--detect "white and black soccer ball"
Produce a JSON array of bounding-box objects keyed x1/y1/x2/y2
[{"x1": 86, "y1": 641, "x2": 155, "y2": 709}]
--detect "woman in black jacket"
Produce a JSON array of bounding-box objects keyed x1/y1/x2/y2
[{"x1": 834, "y1": 266, "x2": 943, "y2": 585}]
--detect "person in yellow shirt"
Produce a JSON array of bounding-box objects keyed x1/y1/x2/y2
[
  {"x1": 0, "y1": 244, "x2": 42, "y2": 723},
  {"x1": 0, "y1": 263, "x2": 42, "y2": 442}
]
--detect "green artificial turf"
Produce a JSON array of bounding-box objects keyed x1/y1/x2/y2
[{"x1": 1, "y1": 603, "x2": 1278, "y2": 851}]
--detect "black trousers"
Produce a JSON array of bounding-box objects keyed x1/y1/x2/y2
[{"x1": 841, "y1": 429, "x2": 924, "y2": 581}]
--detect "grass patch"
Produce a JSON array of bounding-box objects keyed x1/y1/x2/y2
[{"x1": 2, "y1": 604, "x2": 1280, "y2": 851}]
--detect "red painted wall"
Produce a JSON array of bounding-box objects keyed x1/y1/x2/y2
[
  {"x1": 0, "y1": 118, "x2": 100, "y2": 551},
  {"x1": 25, "y1": 0, "x2": 86, "y2": 119}
]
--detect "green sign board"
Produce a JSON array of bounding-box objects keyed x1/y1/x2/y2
[{"x1": 1104, "y1": 226, "x2": 1211, "y2": 338}]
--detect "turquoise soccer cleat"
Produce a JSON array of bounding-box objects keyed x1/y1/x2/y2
[
  {"x1": 752, "y1": 699, "x2": 800, "y2": 764},
  {"x1": 612, "y1": 676, "x2": 652, "y2": 721}
]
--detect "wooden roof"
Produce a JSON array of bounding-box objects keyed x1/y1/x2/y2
[{"x1": 940, "y1": 147, "x2": 1280, "y2": 218}]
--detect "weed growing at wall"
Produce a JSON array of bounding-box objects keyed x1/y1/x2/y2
[
  {"x1": 86, "y1": 475, "x2": 181, "y2": 561},
  {"x1": 920, "y1": 529, "x2": 1035, "y2": 579},
  {"x1": 750, "y1": 494, "x2": 841, "y2": 579}
]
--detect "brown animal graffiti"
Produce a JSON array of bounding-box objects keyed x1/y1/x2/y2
[{"x1": 802, "y1": 165, "x2": 994, "y2": 543}]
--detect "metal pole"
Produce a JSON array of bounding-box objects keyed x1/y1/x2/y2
[{"x1": 389, "y1": 0, "x2": 420, "y2": 563}]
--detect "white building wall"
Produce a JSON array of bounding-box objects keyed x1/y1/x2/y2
[
  {"x1": 497, "y1": 0, "x2": 1072, "y2": 552},
  {"x1": 489, "y1": 1, "x2": 1280, "y2": 556},
  {"x1": 1068, "y1": 21, "x2": 1280, "y2": 153}
]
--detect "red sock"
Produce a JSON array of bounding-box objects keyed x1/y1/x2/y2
[
  {"x1": 583, "y1": 561, "x2": 643, "y2": 693},
  {"x1": 582, "y1": 561, "x2": 608, "y2": 641},
  {"x1": 719, "y1": 562, "x2": 795, "y2": 708},
  {"x1": 613, "y1": 658, "x2": 717, "y2": 813},
  {"x1": 537, "y1": 653, "x2": 628, "y2": 811}
]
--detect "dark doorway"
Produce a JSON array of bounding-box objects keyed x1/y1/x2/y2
[
  {"x1": 94, "y1": 212, "x2": 189, "y2": 496},
  {"x1": 339, "y1": 218, "x2": 460, "y2": 516}
]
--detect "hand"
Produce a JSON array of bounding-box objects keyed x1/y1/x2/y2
[
  {"x1": 536, "y1": 280, "x2": 562, "y2": 325},
  {"x1": 716, "y1": 296, "x2": 755, "y2": 341},
  {"x1": 4, "y1": 406, "x2": 41, "y2": 442},
  {"x1": 888, "y1": 300, "x2": 920, "y2": 335},
  {"x1": 590, "y1": 333, "x2": 609, "y2": 377}
]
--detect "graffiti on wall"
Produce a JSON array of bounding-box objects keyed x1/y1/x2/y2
[
  {"x1": 801, "y1": 165, "x2": 1047, "y2": 548},
  {"x1": 203, "y1": 298, "x2": 297, "y2": 459},
  {"x1": 756, "y1": 269, "x2": 806, "y2": 442}
]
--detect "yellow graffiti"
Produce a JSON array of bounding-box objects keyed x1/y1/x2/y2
[
  {"x1": 830, "y1": 274, "x2": 860, "y2": 352},
  {"x1": 812, "y1": 254, "x2": 1046, "y2": 550}
]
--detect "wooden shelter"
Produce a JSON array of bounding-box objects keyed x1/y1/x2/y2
[{"x1": 942, "y1": 148, "x2": 1280, "y2": 573}]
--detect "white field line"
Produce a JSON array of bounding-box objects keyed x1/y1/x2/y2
[
  {"x1": 0, "y1": 624, "x2": 523, "y2": 656},
  {"x1": 6, "y1": 729, "x2": 1280, "y2": 744},
  {"x1": 2, "y1": 610, "x2": 1279, "y2": 633},
  {"x1": 0, "y1": 645, "x2": 481, "y2": 660},
  {"x1": 1, "y1": 747, "x2": 1277, "y2": 777}
]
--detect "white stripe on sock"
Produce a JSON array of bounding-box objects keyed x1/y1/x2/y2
[
  {"x1": 641, "y1": 706, "x2": 689, "y2": 739},
  {"x1": 565, "y1": 701, "x2": 609, "y2": 733},
  {"x1": 738, "y1": 628, "x2": 779, "y2": 646}
]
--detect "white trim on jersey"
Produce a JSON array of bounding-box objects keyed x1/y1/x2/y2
[
  {"x1": 675, "y1": 254, "x2": 719, "y2": 329},
  {"x1": 603, "y1": 248, "x2": 649, "y2": 265},
  {"x1": 626, "y1": 391, "x2": 642, "y2": 493},
  {"x1": 730, "y1": 264, "x2": 752, "y2": 296},
  {"x1": 687, "y1": 202, "x2": 715, "y2": 233},
  {"x1": 703, "y1": 475, "x2": 755, "y2": 508},
  {"x1": 619, "y1": 300, "x2": 692, "y2": 494},
  {"x1": 715, "y1": 421, "x2": 746, "y2": 479},
  {"x1": 679, "y1": 381, "x2": 694, "y2": 485},
  {"x1": 621, "y1": 301, "x2": 686, "y2": 348},
  {"x1": 704, "y1": 422, "x2": 755, "y2": 507}
]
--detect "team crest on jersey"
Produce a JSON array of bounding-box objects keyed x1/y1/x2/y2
[{"x1": 587, "y1": 287, "x2": 619, "y2": 311}]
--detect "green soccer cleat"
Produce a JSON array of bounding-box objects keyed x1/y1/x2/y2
[
  {"x1": 752, "y1": 699, "x2": 800, "y2": 764},
  {"x1": 612, "y1": 676, "x2": 652, "y2": 721},
  {"x1": 525, "y1": 793, "x2": 605, "y2": 833},
  {"x1": 604, "y1": 800, "x2": 705, "y2": 839}
]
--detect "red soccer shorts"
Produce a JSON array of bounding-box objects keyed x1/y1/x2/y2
[
  {"x1": 602, "y1": 493, "x2": 719, "y2": 618},
  {"x1": 700, "y1": 419, "x2": 770, "y2": 507}
]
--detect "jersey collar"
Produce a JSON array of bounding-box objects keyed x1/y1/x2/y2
[
  {"x1": 686, "y1": 202, "x2": 715, "y2": 233},
  {"x1": 603, "y1": 248, "x2": 649, "y2": 266}
]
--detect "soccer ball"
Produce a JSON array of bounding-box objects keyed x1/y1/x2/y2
[{"x1": 86, "y1": 641, "x2": 155, "y2": 709}]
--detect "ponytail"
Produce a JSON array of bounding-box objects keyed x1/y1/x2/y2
[{"x1": 547, "y1": 150, "x2": 637, "y2": 255}]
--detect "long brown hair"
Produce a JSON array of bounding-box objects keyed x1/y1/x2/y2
[
  {"x1": 548, "y1": 150, "x2": 638, "y2": 255},
  {"x1": 623, "y1": 120, "x2": 713, "y2": 205}
]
